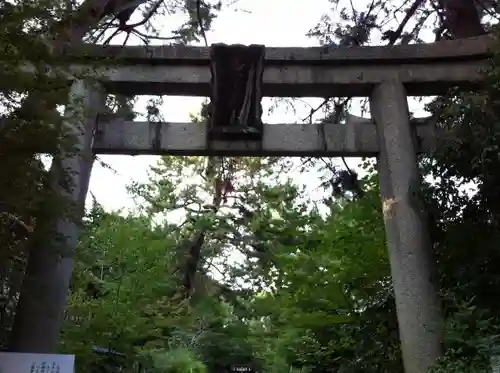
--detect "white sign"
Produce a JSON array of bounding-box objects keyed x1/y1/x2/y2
[{"x1": 0, "y1": 352, "x2": 74, "y2": 373}]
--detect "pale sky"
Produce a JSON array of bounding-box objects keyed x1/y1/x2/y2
[{"x1": 87, "y1": 0, "x2": 430, "y2": 213}]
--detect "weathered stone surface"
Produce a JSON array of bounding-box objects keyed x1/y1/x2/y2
[
  {"x1": 58, "y1": 35, "x2": 492, "y2": 64},
  {"x1": 90, "y1": 116, "x2": 442, "y2": 157},
  {"x1": 371, "y1": 80, "x2": 444, "y2": 373},
  {"x1": 18, "y1": 36, "x2": 490, "y2": 97},
  {"x1": 207, "y1": 44, "x2": 265, "y2": 140},
  {"x1": 59, "y1": 60, "x2": 484, "y2": 97}
]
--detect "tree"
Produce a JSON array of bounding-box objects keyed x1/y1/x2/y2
[
  {"x1": 298, "y1": 2, "x2": 500, "y2": 373},
  {"x1": 61, "y1": 155, "x2": 302, "y2": 372},
  {"x1": 0, "y1": 0, "x2": 222, "y2": 353},
  {"x1": 309, "y1": 0, "x2": 491, "y2": 47},
  {"x1": 420, "y1": 29, "x2": 500, "y2": 372}
]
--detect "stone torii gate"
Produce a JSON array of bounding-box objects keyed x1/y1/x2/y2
[{"x1": 46, "y1": 35, "x2": 492, "y2": 373}]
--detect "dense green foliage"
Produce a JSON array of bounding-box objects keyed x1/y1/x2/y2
[
  {"x1": 0, "y1": 0, "x2": 219, "y2": 351},
  {"x1": 58, "y1": 158, "x2": 395, "y2": 373}
]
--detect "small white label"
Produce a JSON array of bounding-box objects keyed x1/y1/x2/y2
[{"x1": 0, "y1": 352, "x2": 74, "y2": 373}]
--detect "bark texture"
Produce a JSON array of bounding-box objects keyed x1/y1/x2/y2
[
  {"x1": 8, "y1": 0, "x2": 150, "y2": 352},
  {"x1": 442, "y1": 0, "x2": 486, "y2": 38}
]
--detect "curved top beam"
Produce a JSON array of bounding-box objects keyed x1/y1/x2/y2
[{"x1": 61, "y1": 35, "x2": 493, "y2": 65}]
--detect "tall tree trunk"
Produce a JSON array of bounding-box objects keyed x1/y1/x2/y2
[
  {"x1": 182, "y1": 157, "x2": 225, "y2": 298},
  {"x1": 8, "y1": 0, "x2": 150, "y2": 352},
  {"x1": 442, "y1": 0, "x2": 485, "y2": 37}
]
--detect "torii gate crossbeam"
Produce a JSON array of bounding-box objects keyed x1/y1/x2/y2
[
  {"x1": 19, "y1": 35, "x2": 491, "y2": 158},
  {"x1": 53, "y1": 35, "x2": 490, "y2": 97}
]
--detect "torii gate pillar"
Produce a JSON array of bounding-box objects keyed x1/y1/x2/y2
[
  {"x1": 370, "y1": 80, "x2": 444, "y2": 373},
  {"x1": 10, "y1": 79, "x2": 106, "y2": 352}
]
